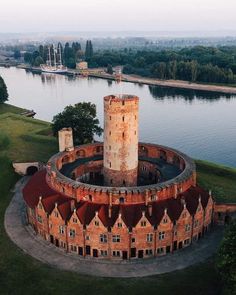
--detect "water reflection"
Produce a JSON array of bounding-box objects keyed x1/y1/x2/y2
[
  {"x1": 1, "y1": 67, "x2": 236, "y2": 167},
  {"x1": 41, "y1": 73, "x2": 57, "y2": 84},
  {"x1": 149, "y1": 85, "x2": 234, "y2": 101}
]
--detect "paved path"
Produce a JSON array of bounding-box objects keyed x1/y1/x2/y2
[{"x1": 4, "y1": 177, "x2": 224, "y2": 278}]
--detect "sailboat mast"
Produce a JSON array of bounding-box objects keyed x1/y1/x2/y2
[
  {"x1": 58, "y1": 45, "x2": 62, "y2": 67},
  {"x1": 53, "y1": 44, "x2": 57, "y2": 69},
  {"x1": 48, "y1": 46, "x2": 51, "y2": 67}
]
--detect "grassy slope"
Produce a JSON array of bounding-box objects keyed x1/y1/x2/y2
[
  {"x1": 0, "y1": 103, "x2": 27, "y2": 115},
  {"x1": 1, "y1": 103, "x2": 234, "y2": 295},
  {"x1": 196, "y1": 160, "x2": 236, "y2": 203}
]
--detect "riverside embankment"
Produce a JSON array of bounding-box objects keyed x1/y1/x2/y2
[{"x1": 16, "y1": 64, "x2": 236, "y2": 94}]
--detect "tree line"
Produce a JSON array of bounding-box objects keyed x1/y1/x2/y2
[
  {"x1": 24, "y1": 40, "x2": 93, "y2": 69},
  {"x1": 88, "y1": 46, "x2": 236, "y2": 84}
]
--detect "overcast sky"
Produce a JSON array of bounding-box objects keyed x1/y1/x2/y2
[{"x1": 1, "y1": 0, "x2": 236, "y2": 33}]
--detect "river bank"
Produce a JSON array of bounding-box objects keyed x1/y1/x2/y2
[{"x1": 16, "y1": 64, "x2": 236, "y2": 94}]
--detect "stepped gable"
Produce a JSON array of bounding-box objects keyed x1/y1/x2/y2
[
  {"x1": 41, "y1": 194, "x2": 64, "y2": 213},
  {"x1": 179, "y1": 185, "x2": 210, "y2": 213},
  {"x1": 23, "y1": 170, "x2": 210, "y2": 225}
]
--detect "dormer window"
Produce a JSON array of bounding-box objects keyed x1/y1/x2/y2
[
  {"x1": 95, "y1": 220, "x2": 99, "y2": 226},
  {"x1": 117, "y1": 222, "x2": 122, "y2": 228},
  {"x1": 54, "y1": 211, "x2": 58, "y2": 218},
  {"x1": 141, "y1": 221, "x2": 146, "y2": 227},
  {"x1": 163, "y1": 218, "x2": 168, "y2": 224},
  {"x1": 72, "y1": 218, "x2": 77, "y2": 223},
  {"x1": 38, "y1": 203, "x2": 42, "y2": 209}
]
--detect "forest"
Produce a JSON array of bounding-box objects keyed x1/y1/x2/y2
[
  {"x1": 23, "y1": 43, "x2": 236, "y2": 85},
  {"x1": 89, "y1": 46, "x2": 236, "y2": 84}
]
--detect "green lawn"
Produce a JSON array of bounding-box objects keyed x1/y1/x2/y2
[
  {"x1": 0, "y1": 103, "x2": 27, "y2": 115},
  {"x1": 196, "y1": 160, "x2": 236, "y2": 203},
  {"x1": 0, "y1": 103, "x2": 234, "y2": 294}
]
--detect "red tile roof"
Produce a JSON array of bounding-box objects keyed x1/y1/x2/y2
[{"x1": 23, "y1": 170, "x2": 211, "y2": 228}]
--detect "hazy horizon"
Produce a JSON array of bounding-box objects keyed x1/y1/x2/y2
[{"x1": 1, "y1": 0, "x2": 236, "y2": 34}]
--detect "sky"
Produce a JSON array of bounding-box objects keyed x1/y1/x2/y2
[{"x1": 0, "y1": 0, "x2": 236, "y2": 33}]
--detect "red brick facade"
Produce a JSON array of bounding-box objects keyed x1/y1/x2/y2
[{"x1": 22, "y1": 94, "x2": 219, "y2": 261}]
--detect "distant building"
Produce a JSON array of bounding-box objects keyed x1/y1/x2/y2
[{"x1": 76, "y1": 61, "x2": 88, "y2": 70}]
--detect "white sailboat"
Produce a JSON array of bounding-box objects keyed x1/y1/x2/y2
[{"x1": 40, "y1": 45, "x2": 68, "y2": 74}]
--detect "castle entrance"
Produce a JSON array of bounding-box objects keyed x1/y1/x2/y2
[{"x1": 122, "y1": 251, "x2": 128, "y2": 260}]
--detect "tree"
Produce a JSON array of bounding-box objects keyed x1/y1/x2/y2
[
  {"x1": 14, "y1": 49, "x2": 21, "y2": 60},
  {"x1": 34, "y1": 56, "x2": 44, "y2": 67},
  {"x1": 216, "y1": 221, "x2": 236, "y2": 294},
  {"x1": 52, "y1": 102, "x2": 103, "y2": 145},
  {"x1": 107, "y1": 64, "x2": 114, "y2": 75},
  {"x1": 24, "y1": 52, "x2": 33, "y2": 64},
  {"x1": 0, "y1": 76, "x2": 9, "y2": 103},
  {"x1": 39, "y1": 45, "x2": 44, "y2": 59},
  {"x1": 85, "y1": 40, "x2": 93, "y2": 60}
]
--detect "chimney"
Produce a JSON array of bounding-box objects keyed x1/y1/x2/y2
[
  {"x1": 145, "y1": 189, "x2": 149, "y2": 206},
  {"x1": 181, "y1": 197, "x2": 186, "y2": 209},
  {"x1": 109, "y1": 192, "x2": 112, "y2": 207},
  {"x1": 148, "y1": 204, "x2": 152, "y2": 217},
  {"x1": 108, "y1": 206, "x2": 112, "y2": 218},
  {"x1": 70, "y1": 199, "x2": 75, "y2": 211},
  {"x1": 174, "y1": 183, "x2": 178, "y2": 198}
]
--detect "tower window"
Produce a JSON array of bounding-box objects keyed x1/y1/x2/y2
[
  {"x1": 109, "y1": 146, "x2": 111, "y2": 150},
  {"x1": 110, "y1": 116, "x2": 111, "y2": 120},
  {"x1": 109, "y1": 131, "x2": 111, "y2": 136},
  {"x1": 123, "y1": 180, "x2": 126, "y2": 186},
  {"x1": 122, "y1": 132, "x2": 125, "y2": 138},
  {"x1": 110, "y1": 179, "x2": 113, "y2": 184},
  {"x1": 122, "y1": 101, "x2": 125, "y2": 106},
  {"x1": 134, "y1": 131, "x2": 136, "y2": 135},
  {"x1": 110, "y1": 162, "x2": 111, "y2": 168},
  {"x1": 122, "y1": 116, "x2": 125, "y2": 122}
]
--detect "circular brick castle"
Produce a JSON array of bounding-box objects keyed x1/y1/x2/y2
[{"x1": 23, "y1": 94, "x2": 214, "y2": 260}]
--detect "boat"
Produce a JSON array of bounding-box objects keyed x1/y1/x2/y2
[{"x1": 40, "y1": 45, "x2": 68, "y2": 74}]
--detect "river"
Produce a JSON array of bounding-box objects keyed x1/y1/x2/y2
[{"x1": 1, "y1": 67, "x2": 236, "y2": 167}]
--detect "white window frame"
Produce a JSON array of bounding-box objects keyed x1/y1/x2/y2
[{"x1": 112, "y1": 235, "x2": 121, "y2": 243}]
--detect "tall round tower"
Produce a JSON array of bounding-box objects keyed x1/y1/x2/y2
[{"x1": 103, "y1": 94, "x2": 139, "y2": 187}]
